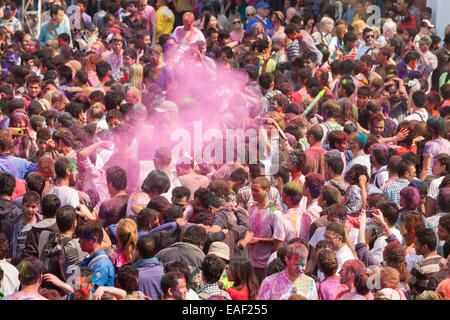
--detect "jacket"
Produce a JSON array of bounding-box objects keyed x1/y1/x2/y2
[
  {"x1": 134, "y1": 258, "x2": 165, "y2": 300},
  {"x1": 155, "y1": 241, "x2": 205, "y2": 273},
  {"x1": 0, "y1": 197, "x2": 22, "y2": 235},
  {"x1": 20, "y1": 218, "x2": 58, "y2": 263}
]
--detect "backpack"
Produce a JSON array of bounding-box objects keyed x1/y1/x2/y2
[{"x1": 40, "y1": 232, "x2": 72, "y2": 275}]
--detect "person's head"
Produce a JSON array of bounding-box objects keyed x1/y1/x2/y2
[
  {"x1": 227, "y1": 256, "x2": 259, "y2": 299},
  {"x1": 0, "y1": 172, "x2": 16, "y2": 197},
  {"x1": 380, "y1": 266, "x2": 400, "y2": 290},
  {"x1": 77, "y1": 219, "x2": 103, "y2": 252},
  {"x1": 396, "y1": 159, "x2": 416, "y2": 181},
  {"x1": 22, "y1": 191, "x2": 40, "y2": 219},
  {"x1": 52, "y1": 127, "x2": 74, "y2": 153},
  {"x1": 54, "y1": 157, "x2": 77, "y2": 186},
  {"x1": 357, "y1": 86, "x2": 371, "y2": 111},
  {"x1": 105, "y1": 166, "x2": 127, "y2": 196},
  {"x1": 251, "y1": 176, "x2": 271, "y2": 203},
  {"x1": 400, "y1": 211, "x2": 426, "y2": 245},
  {"x1": 414, "y1": 228, "x2": 438, "y2": 255},
  {"x1": 398, "y1": 187, "x2": 420, "y2": 211},
  {"x1": 432, "y1": 154, "x2": 450, "y2": 177},
  {"x1": 137, "y1": 208, "x2": 160, "y2": 231},
  {"x1": 17, "y1": 257, "x2": 43, "y2": 287},
  {"x1": 282, "y1": 182, "x2": 303, "y2": 208},
  {"x1": 284, "y1": 242, "x2": 308, "y2": 277},
  {"x1": 325, "y1": 221, "x2": 346, "y2": 251},
  {"x1": 71, "y1": 267, "x2": 94, "y2": 300},
  {"x1": 141, "y1": 170, "x2": 170, "y2": 196},
  {"x1": 117, "y1": 263, "x2": 139, "y2": 295},
  {"x1": 305, "y1": 125, "x2": 323, "y2": 146},
  {"x1": 370, "y1": 145, "x2": 389, "y2": 168},
  {"x1": 382, "y1": 241, "x2": 409, "y2": 282},
  {"x1": 182, "y1": 12, "x2": 195, "y2": 29},
  {"x1": 318, "y1": 185, "x2": 342, "y2": 210},
  {"x1": 50, "y1": 5, "x2": 64, "y2": 25},
  {"x1": 182, "y1": 225, "x2": 206, "y2": 248},
  {"x1": 339, "y1": 259, "x2": 371, "y2": 295},
  {"x1": 327, "y1": 130, "x2": 347, "y2": 152},
  {"x1": 437, "y1": 213, "x2": 450, "y2": 242},
  {"x1": 288, "y1": 149, "x2": 306, "y2": 175},
  {"x1": 201, "y1": 254, "x2": 225, "y2": 285},
  {"x1": 347, "y1": 131, "x2": 366, "y2": 153},
  {"x1": 116, "y1": 218, "x2": 138, "y2": 261},
  {"x1": 171, "y1": 186, "x2": 191, "y2": 210},
  {"x1": 303, "y1": 173, "x2": 325, "y2": 200},
  {"x1": 135, "y1": 235, "x2": 156, "y2": 260},
  {"x1": 343, "y1": 32, "x2": 357, "y2": 51},
  {"x1": 317, "y1": 248, "x2": 338, "y2": 277},
  {"x1": 25, "y1": 74, "x2": 41, "y2": 98},
  {"x1": 377, "y1": 200, "x2": 400, "y2": 227},
  {"x1": 56, "y1": 205, "x2": 77, "y2": 233},
  {"x1": 344, "y1": 164, "x2": 369, "y2": 187},
  {"x1": 160, "y1": 271, "x2": 187, "y2": 300}
]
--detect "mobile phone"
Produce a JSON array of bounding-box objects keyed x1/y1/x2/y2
[
  {"x1": 10, "y1": 127, "x2": 23, "y2": 136},
  {"x1": 365, "y1": 210, "x2": 374, "y2": 218}
]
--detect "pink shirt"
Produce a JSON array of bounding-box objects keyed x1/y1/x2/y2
[
  {"x1": 282, "y1": 207, "x2": 312, "y2": 241},
  {"x1": 140, "y1": 5, "x2": 156, "y2": 35}
]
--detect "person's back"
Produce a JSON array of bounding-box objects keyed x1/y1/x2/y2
[{"x1": 134, "y1": 235, "x2": 165, "y2": 300}]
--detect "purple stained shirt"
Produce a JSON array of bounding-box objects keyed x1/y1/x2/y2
[{"x1": 0, "y1": 154, "x2": 37, "y2": 179}]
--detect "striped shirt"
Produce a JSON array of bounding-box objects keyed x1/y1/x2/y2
[{"x1": 409, "y1": 255, "x2": 446, "y2": 295}]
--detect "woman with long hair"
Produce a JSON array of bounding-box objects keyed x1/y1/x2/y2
[
  {"x1": 9, "y1": 109, "x2": 33, "y2": 159},
  {"x1": 400, "y1": 211, "x2": 426, "y2": 271},
  {"x1": 336, "y1": 259, "x2": 374, "y2": 300},
  {"x1": 111, "y1": 218, "x2": 138, "y2": 269},
  {"x1": 127, "y1": 63, "x2": 144, "y2": 91},
  {"x1": 383, "y1": 242, "x2": 412, "y2": 299},
  {"x1": 226, "y1": 256, "x2": 260, "y2": 300},
  {"x1": 419, "y1": 117, "x2": 450, "y2": 182},
  {"x1": 202, "y1": 13, "x2": 221, "y2": 36},
  {"x1": 316, "y1": 249, "x2": 348, "y2": 300}
]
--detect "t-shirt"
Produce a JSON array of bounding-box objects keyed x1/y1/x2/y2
[
  {"x1": 248, "y1": 203, "x2": 286, "y2": 269},
  {"x1": 46, "y1": 185, "x2": 80, "y2": 208},
  {"x1": 404, "y1": 109, "x2": 428, "y2": 122},
  {"x1": 258, "y1": 270, "x2": 317, "y2": 300},
  {"x1": 410, "y1": 255, "x2": 446, "y2": 294},
  {"x1": 98, "y1": 195, "x2": 129, "y2": 227},
  {"x1": 344, "y1": 154, "x2": 371, "y2": 177},
  {"x1": 335, "y1": 245, "x2": 354, "y2": 273},
  {"x1": 178, "y1": 173, "x2": 209, "y2": 198},
  {"x1": 427, "y1": 176, "x2": 445, "y2": 200}
]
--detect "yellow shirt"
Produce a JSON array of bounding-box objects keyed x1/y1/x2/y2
[{"x1": 156, "y1": 6, "x2": 175, "y2": 40}]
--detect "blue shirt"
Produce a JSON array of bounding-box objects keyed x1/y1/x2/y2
[
  {"x1": 80, "y1": 249, "x2": 115, "y2": 290},
  {"x1": 0, "y1": 154, "x2": 37, "y2": 179},
  {"x1": 38, "y1": 21, "x2": 71, "y2": 46}
]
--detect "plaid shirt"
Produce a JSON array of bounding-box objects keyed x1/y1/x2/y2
[
  {"x1": 383, "y1": 178, "x2": 410, "y2": 207},
  {"x1": 198, "y1": 284, "x2": 231, "y2": 300}
]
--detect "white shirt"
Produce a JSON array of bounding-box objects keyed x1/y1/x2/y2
[
  {"x1": 46, "y1": 185, "x2": 80, "y2": 208},
  {"x1": 0, "y1": 258, "x2": 20, "y2": 296},
  {"x1": 370, "y1": 227, "x2": 402, "y2": 264},
  {"x1": 336, "y1": 244, "x2": 354, "y2": 272},
  {"x1": 427, "y1": 176, "x2": 444, "y2": 200},
  {"x1": 404, "y1": 108, "x2": 428, "y2": 122},
  {"x1": 344, "y1": 154, "x2": 371, "y2": 177},
  {"x1": 309, "y1": 226, "x2": 359, "y2": 248}
]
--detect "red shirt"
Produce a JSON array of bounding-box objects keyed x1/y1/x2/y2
[
  {"x1": 398, "y1": 13, "x2": 418, "y2": 32},
  {"x1": 226, "y1": 286, "x2": 249, "y2": 300}
]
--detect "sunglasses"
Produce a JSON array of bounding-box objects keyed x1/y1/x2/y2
[
  {"x1": 365, "y1": 35, "x2": 374, "y2": 39},
  {"x1": 247, "y1": 13, "x2": 255, "y2": 17},
  {"x1": 233, "y1": 21, "x2": 241, "y2": 24}
]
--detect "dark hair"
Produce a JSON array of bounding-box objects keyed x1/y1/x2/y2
[
  {"x1": 163, "y1": 206, "x2": 183, "y2": 223},
  {"x1": 343, "y1": 32, "x2": 357, "y2": 44},
  {"x1": 23, "y1": 191, "x2": 40, "y2": 205},
  {"x1": 326, "y1": 156, "x2": 344, "y2": 175},
  {"x1": 273, "y1": 165, "x2": 290, "y2": 184},
  {"x1": 344, "y1": 164, "x2": 369, "y2": 185},
  {"x1": 172, "y1": 186, "x2": 191, "y2": 201},
  {"x1": 289, "y1": 149, "x2": 306, "y2": 173},
  {"x1": 412, "y1": 90, "x2": 427, "y2": 109},
  {"x1": 371, "y1": 145, "x2": 390, "y2": 166},
  {"x1": 41, "y1": 194, "x2": 61, "y2": 218},
  {"x1": 306, "y1": 125, "x2": 324, "y2": 142},
  {"x1": 118, "y1": 263, "x2": 139, "y2": 294},
  {"x1": 320, "y1": 185, "x2": 342, "y2": 207},
  {"x1": 147, "y1": 196, "x2": 171, "y2": 214},
  {"x1": 230, "y1": 168, "x2": 248, "y2": 183},
  {"x1": 160, "y1": 271, "x2": 185, "y2": 295},
  {"x1": 304, "y1": 173, "x2": 325, "y2": 199},
  {"x1": 54, "y1": 157, "x2": 70, "y2": 178},
  {"x1": 56, "y1": 205, "x2": 77, "y2": 233},
  {"x1": 0, "y1": 172, "x2": 16, "y2": 196},
  {"x1": 50, "y1": 4, "x2": 63, "y2": 17},
  {"x1": 77, "y1": 219, "x2": 103, "y2": 243},
  {"x1": 228, "y1": 256, "x2": 259, "y2": 300},
  {"x1": 415, "y1": 228, "x2": 438, "y2": 251},
  {"x1": 396, "y1": 159, "x2": 414, "y2": 177},
  {"x1": 248, "y1": 162, "x2": 265, "y2": 179},
  {"x1": 141, "y1": 170, "x2": 170, "y2": 194},
  {"x1": 258, "y1": 72, "x2": 274, "y2": 90},
  {"x1": 95, "y1": 61, "x2": 111, "y2": 80},
  {"x1": 53, "y1": 128, "x2": 74, "y2": 147},
  {"x1": 318, "y1": 249, "x2": 338, "y2": 277},
  {"x1": 438, "y1": 188, "x2": 450, "y2": 212},
  {"x1": 327, "y1": 130, "x2": 347, "y2": 150},
  {"x1": 65, "y1": 102, "x2": 84, "y2": 120},
  {"x1": 377, "y1": 201, "x2": 399, "y2": 226},
  {"x1": 17, "y1": 257, "x2": 44, "y2": 286},
  {"x1": 136, "y1": 235, "x2": 157, "y2": 259},
  {"x1": 182, "y1": 225, "x2": 206, "y2": 246},
  {"x1": 104, "y1": 91, "x2": 123, "y2": 111},
  {"x1": 106, "y1": 166, "x2": 127, "y2": 191},
  {"x1": 201, "y1": 254, "x2": 225, "y2": 284}
]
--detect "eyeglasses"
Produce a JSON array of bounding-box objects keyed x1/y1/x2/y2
[
  {"x1": 365, "y1": 35, "x2": 374, "y2": 39},
  {"x1": 233, "y1": 21, "x2": 241, "y2": 24}
]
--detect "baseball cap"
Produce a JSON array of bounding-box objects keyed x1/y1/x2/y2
[
  {"x1": 256, "y1": 2, "x2": 269, "y2": 9},
  {"x1": 154, "y1": 100, "x2": 178, "y2": 113},
  {"x1": 208, "y1": 242, "x2": 230, "y2": 261},
  {"x1": 84, "y1": 22, "x2": 96, "y2": 32},
  {"x1": 421, "y1": 19, "x2": 434, "y2": 28}
]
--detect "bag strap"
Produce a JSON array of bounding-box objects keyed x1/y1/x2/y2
[{"x1": 87, "y1": 254, "x2": 108, "y2": 268}]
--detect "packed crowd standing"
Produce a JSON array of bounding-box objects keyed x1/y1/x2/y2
[{"x1": 0, "y1": 0, "x2": 449, "y2": 301}]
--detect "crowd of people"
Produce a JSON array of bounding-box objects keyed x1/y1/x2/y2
[{"x1": 0, "y1": 0, "x2": 449, "y2": 301}]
